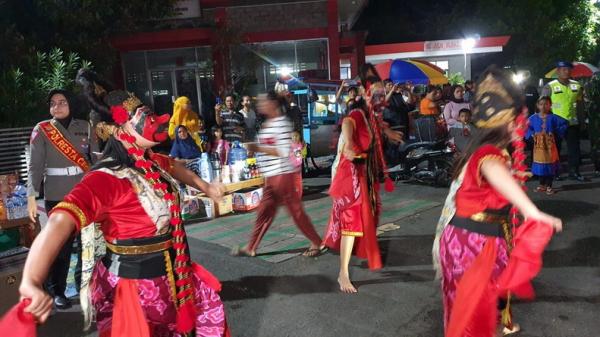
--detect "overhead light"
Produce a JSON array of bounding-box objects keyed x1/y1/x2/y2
[
  {"x1": 461, "y1": 38, "x2": 476, "y2": 53},
  {"x1": 278, "y1": 66, "x2": 291, "y2": 76},
  {"x1": 513, "y1": 73, "x2": 524, "y2": 84}
]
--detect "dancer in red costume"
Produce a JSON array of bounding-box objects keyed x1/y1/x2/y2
[
  {"x1": 14, "y1": 69, "x2": 230, "y2": 337},
  {"x1": 324, "y1": 69, "x2": 400, "y2": 293},
  {"x1": 432, "y1": 67, "x2": 562, "y2": 337}
]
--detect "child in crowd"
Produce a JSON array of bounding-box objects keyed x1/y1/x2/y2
[
  {"x1": 210, "y1": 125, "x2": 229, "y2": 166},
  {"x1": 526, "y1": 96, "x2": 567, "y2": 195},
  {"x1": 290, "y1": 130, "x2": 307, "y2": 198},
  {"x1": 448, "y1": 108, "x2": 473, "y2": 153}
]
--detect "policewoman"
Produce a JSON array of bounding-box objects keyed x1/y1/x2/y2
[
  {"x1": 26, "y1": 89, "x2": 98, "y2": 309},
  {"x1": 542, "y1": 61, "x2": 585, "y2": 181}
]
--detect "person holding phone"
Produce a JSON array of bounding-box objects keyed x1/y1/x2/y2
[{"x1": 215, "y1": 94, "x2": 245, "y2": 143}]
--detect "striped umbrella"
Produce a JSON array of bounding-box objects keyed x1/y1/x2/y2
[
  {"x1": 374, "y1": 59, "x2": 448, "y2": 85},
  {"x1": 545, "y1": 62, "x2": 599, "y2": 79}
]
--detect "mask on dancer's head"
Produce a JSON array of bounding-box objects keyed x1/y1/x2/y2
[
  {"x1": 366, "y1": 82, "x2": 387, "y2": 113},
  {"x1": 471, "y1": 69, "x2": 523, "y2": 129},
  {"x1": 106, "y1": 90, "x2": 170, "y2": 144}
]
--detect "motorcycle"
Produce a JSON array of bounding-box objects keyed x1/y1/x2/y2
[{"x1": 385, "y1": 115, "x2": 455, "y2": 187}]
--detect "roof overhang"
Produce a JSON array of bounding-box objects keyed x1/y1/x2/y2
[{"x1": 365, "y1": 35, "x2": 511, "y2": 63}]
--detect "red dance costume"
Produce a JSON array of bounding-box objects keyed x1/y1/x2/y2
[
  {"x1": 51, "y1": 155, "x2": 228, "y2": 337},
  {"x1": 324, "y1": 109, "x2": 382, "y2": 270},
  {"x1": 439, "y1": 144, "x2": 553, "y2": 337}
]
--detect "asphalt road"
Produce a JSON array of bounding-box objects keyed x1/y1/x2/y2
[{"x1": 36, "y1": 172, "x2": 600, "y2": 337}]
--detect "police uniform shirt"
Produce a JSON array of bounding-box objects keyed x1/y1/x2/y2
[
  {"x1": 541, "y1": 79, "x2": 583, "y2": 125},
  {"x1": 27, "y1": 118, "x2": 98, "y2": 201}
]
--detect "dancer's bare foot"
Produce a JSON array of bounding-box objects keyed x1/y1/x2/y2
[
  {"x1": 502, "y1": 323, "x2": 521, "y2": 336},
  {"x1": 338, "y1": 274, "x2": 357, "y2": 293}
]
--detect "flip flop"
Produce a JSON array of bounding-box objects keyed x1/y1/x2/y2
[
  {"x1": 302, "y1": 246, "x2": 328, "y2": 257},
  {"x1": 230, "y1": 246, "x2": 255, "y2": 257}
]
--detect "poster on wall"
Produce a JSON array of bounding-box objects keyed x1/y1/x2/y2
[{"x1": 174, "y1": 0, "x2": 201, "y2": 19}]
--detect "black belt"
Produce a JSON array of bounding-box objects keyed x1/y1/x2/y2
[
  {"x1": 450, "y1": 209, "x2": 510, "y2": 238},
  {"x1": 102, "y1": 234, "x2": 173, "y2": 279}
]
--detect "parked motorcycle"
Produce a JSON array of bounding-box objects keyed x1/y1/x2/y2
[
  {"x1": 385, "y1": 115, "x2": 455, "y2": 187},
  {"x1": 386, "y1": 139, "x2": 454, "y2": 187}
]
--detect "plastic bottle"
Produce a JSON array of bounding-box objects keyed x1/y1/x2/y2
[
  {"x1": 198, "y1": 153, "x2": 213, "y2": 183},
  {"x1": 222, "y1": 165, "x2": 231, "y2": 184},
  {"x1": 211, "y1": 153, "x2": 222, "y2": 182},
  {"x1": 228, "y1": 141, "x2": 248, "y2": 165}
]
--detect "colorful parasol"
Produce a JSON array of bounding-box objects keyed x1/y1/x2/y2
[
  {"x1": 545, "y1": 62, "x2": 599, "y2": 79},
  {"x1": 374, "y1": 59, "x2": 448, "y2": 85}
]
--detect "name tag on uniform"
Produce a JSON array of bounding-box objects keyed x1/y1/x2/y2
[
  {"x1": 552, "y1": 86, "x2": 563, "y2": 94},
  {"x1": 569, "y1": 84, "x2": 579, "y2": 92}
]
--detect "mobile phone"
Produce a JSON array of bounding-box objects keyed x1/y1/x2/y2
[{"x1": 216, "y1": 97, "x2": 222, "y2": 104}]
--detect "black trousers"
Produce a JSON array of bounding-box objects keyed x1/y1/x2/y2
[
  {"x1": 539, "y1": 176, "x2": 554, "y2": 188},
  {"x1": 556, "y1": 125, "x2": 581, "y2": 174},
  {"x1": 44, "y1": 200, "x2": 82, "y2": 298}
]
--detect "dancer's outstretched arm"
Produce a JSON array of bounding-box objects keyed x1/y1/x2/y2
[
  {"x1": 20, "y1": 212, "x2": 76, "y2": 322},
  {"x1": 481, "y1": 160, "x2": 562, "y2": 232}
]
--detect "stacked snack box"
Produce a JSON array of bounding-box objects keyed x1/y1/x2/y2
[
  {"x1": 0, "y1": 173, "x2": 27, "y2": 221},
  {"x1": 0, "y1": 174, "x2": 27, "y2": 220}
]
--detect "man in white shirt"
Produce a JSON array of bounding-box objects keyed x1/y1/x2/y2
[{"x1": 239, "y1": 95, "x2": 257, "y2": 141}]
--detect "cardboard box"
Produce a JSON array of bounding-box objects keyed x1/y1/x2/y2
[
  {"x1": 182, "y1": 196, "x2": 214, "y2": 221},
  {"x1": 232, "y1": 187, "x2": 263, "y2": 212},
  {"x1": 216, "y1": 194, "x2": 233, "y2": 216}
]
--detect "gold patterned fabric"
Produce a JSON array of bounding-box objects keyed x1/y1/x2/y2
[{"x1": 53, "y1": 201, "x2": 88, "y2": 229}]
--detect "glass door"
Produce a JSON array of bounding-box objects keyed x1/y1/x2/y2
[
  {"x1": 174, "y1": 69, "x2": 201, "y2": 114},
  {"x1": 150, "y1": 70, "x2": 174, "y2": 115}
]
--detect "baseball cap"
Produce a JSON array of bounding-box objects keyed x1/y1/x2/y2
[{"x1": 556, "y1": 61, "x2": 573, "y2": 68}]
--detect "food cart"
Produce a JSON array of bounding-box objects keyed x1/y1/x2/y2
[{"x1": 290, "y1": 79, "x2": 346, "y2": 168}]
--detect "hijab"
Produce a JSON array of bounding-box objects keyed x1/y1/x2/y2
[
  {"x1": 169, "y1": 125, "x2": 202, "y2": 159},
  {"x1": 47, "y1": 89, "x2": 75, "y2": 128}
]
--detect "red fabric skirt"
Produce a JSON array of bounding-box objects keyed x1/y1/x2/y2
[
  {"x1": 439, "y1": 224, "x2": 509, "y2": 337},
  {"x1": 323, "y1": 159, "x2": 382, "y2": 270},
  {"x1": 92, "y1": 261, "x2": 227, "y2": 337}
]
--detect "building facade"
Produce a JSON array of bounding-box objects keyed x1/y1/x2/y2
[{"x1": 112, "y1": 0, "x2": 368, "y2": 117}]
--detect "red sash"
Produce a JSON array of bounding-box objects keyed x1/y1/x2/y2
[{"x1": 39, "y1": 121, "x2": 90, "y2": 172}]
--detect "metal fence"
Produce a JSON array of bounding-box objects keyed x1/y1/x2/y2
[{"x1": 0, "y1": 127, "x2": 32, "y2": 182}]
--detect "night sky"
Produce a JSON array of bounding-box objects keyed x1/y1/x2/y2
[{"x1": 353, "y1": 0, "x2": 462, "y2": 44}]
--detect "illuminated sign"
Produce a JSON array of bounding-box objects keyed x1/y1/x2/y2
[{"x1": 424, "y1": 39, "x2": 464, "y2": 52}]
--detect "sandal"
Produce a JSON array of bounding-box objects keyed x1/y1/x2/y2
[
  {"x1": 230, "y1": 246, "x2": 256, "y2": 257},
  {"x1": 302, "y1": 246, "x2": 328, "y2": 257},
  {"x1": 535, "y1": 186, "x2": 546, "y2": 193},
  {"x1": 546, "y1": 187, "x2": 556, "y2": 195}
]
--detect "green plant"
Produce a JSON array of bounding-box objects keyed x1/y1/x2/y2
[
  {"x1": 447, "y1": 72, "x2": 465, "y2": 86},
  {"x1": 0, "y1": 48, "x2": 92, "y2": 128}
]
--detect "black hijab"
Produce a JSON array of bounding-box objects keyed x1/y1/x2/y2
[{"x1": 47, "y1": 89, "x2": 76, "y2": 128}]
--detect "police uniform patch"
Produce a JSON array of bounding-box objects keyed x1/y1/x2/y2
[
  {"x1": 30, "y1": 127, "x2": 39, "y2": 144},
  {"x1": 552, "y1": 86, "x2": 563, "y2": 94}
]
